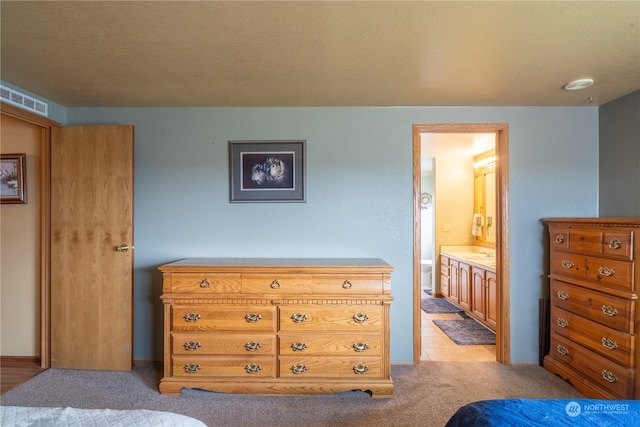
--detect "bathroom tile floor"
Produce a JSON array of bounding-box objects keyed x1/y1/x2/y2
[{"x1": 420, "y1": 294, "x2": 496, "y2": 362}]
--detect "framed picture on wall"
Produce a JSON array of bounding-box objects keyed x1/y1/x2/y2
[
  {"x1": 1, "y1": 153, "x2": 27, "y2": 204},
  {"x1": 229, "y1": 140, "x2": 306, "y2": 202}
]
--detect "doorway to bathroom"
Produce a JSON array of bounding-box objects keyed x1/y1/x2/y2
[{"x1": 412, "y1": 123, "x2": 510, "y2": 365}]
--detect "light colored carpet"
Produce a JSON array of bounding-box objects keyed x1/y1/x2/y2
[{"x1": 1, "y1": 362, "x2": 583, "y2": 427}]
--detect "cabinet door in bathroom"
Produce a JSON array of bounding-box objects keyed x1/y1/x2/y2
[
  {"x1": 471, "y1": 269, "x2": 486, "y2": 320},
  {"x1": 449, "y1": 260, "x2": 459, "y2": 301},
  {"x1": 457, "y1": 262, "x2": 472, "y2": 311},
  {"x1": 485, "y1": 270, "x2": 498, "y2": 330},
  {"x1": 440, "y1": 256, "x2": 451, "y2": 298},
  {"x1": 471, "y1": 267, "x2": 497, "y2": 331}
]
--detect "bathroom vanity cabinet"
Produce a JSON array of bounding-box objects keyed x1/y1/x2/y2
[{"x1": 440, "y1": 251, "x2": 496, "y2": 332}]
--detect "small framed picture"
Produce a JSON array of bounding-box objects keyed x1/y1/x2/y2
[
  {"x1": 1, "y1": 153, "x2": 27, "y2": 204},
  {"x1": 229, "y1": 140, "x2": 306, "y2": 203}
]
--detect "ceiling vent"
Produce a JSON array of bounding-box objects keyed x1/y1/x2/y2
[{"x1": 0, "y1": 85, "x2": 48, "y2": 117}]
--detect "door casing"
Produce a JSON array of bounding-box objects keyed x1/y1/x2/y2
[
  {"x1": 412, "y1": 123, "x2": 510, "y2": 365},
  {"x1": 0, "y1": 102, "x2": 57, "y2": 368}
]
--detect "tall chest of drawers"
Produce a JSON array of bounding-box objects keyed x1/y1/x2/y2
[
  {"x1": 543, "y1": 218, "x2": 640, "y2": 399},
  {"x1": 159, "y1": 258, "x2": 394, "y2": 397}
]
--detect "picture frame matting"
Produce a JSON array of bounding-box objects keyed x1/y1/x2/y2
[{"x1": 229, "y1": 140, "x2": 306, "y2": 203}]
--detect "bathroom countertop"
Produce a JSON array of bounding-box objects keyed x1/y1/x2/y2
[{"x1": 440, "y1": 245, "x2": 496, "y2": 271}]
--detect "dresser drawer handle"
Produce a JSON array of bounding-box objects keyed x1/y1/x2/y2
[
  {"x1": 352, "y1": 364, "x2": 370, "y2": 375},
  {"x1": 199, "y1": 278, "x2": 210, "y2": 288},
  {"x1": 244, "y1": 341, "x2": 262, "y2": 352},
  {"x1": 244, "y1": 313, "x2": 262, "y2": 323},
  {"x1": 245, "y1": 363, "x2": 263, "y2": 374},
  {"x1": 270, "y1": 279, "x2": 281, "y2": 289},
  {"x1": 609, "y1": 238, "x2": 622, "y2": 250},
  {"x1": 561, "y1": 260, "x2": 575, "y2": 269},
  {"x1": 352, "y1": 342, "x2": 370, "y2": 352},
  {"x1": 602, "y1": 337, "x2": 619, "y2": 350},
  {"x1": 290, "y1": 313, "x2": 309, "y2": 323},
  {"x1": 555, "y1": 234, "x2": 565, "y2": 244},
  {"x1": 353, "y1": 313, "x2": 370, "y2": 323},
  {"x1": 290, "y1": 342, "x2": 309, "y2": 352},
  {"x1": 291, "y1": 364, "x2": 309, "y2": 374},
  {"x1": 556, "y1": 344, "x2": 569, "y2": 356},
  {"x1": 556, "y1": 318, "x2": 569, "y2": 328},
  {"x1": 602, "y1": 369, "x2": 618, "y2": 383},
  {"x1": 556, "y1": 290, "x2": 569, "y2": 300},
  {"x1": 183, "y1": 312, "x2": 201, "y2": 322},
  {"x1": 342, "y1": 279, "x2": 353, "y2": 289},
  {"x1": 598, "y1": 266, "x2": 615, "y2": 277},
  {"x1": 183, "y1": 363, "x2": 201, "y2": 373},
  {"x1": 602, "y1": 305, "x2": 619, "y2": 317},
  {"x1": 183, "y1": 341, "x2": 202, "y2": 351}
]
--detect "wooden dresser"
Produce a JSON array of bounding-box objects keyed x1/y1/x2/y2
[
  {"x1": 158, "y1": 258, "x2": 393, "y2": 397},
  {"x1": 543, "y1": 218, "x2": 640, "y2": 399}
]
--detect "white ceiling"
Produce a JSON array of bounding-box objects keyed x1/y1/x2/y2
[{"x1": 1, "y1": 1, "x2": 639, "y2": 108}]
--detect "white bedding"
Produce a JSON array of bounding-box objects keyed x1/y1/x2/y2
[{"x1": 0, "y1": 406, "x2": 207, "y2": 427}]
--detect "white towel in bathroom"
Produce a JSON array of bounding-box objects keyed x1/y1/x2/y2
[{"x1": 472, "y1": 214, "x2": 483, "y2": 236}]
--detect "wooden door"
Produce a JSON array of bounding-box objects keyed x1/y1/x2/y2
[{"x1": 50, "y1": 125, "x2": 134, "y2": 371}]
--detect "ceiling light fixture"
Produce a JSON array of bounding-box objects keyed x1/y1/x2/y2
[{"x1": 564, "y1": 79, "x2": 594, "y2": 90}]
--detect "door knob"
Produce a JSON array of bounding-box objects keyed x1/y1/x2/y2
[{"x1": 115, "y1": 244, "x2": 130, "y2": 252}]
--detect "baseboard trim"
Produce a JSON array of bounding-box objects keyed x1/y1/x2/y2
[{"x1": 1, "y1": 356, "x2": 41, "y2": 367}]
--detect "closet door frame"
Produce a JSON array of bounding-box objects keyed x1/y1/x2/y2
[{"x1": 1, "y1": 102, "x2": 58, "y2": 368}]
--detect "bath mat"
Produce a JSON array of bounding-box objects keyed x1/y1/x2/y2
[
  {"x1": 421, "y1": 298, "x2": 463, "y2": 314},
  {"x1": 432, "y1": 319, "x2": 496, "y2": 345}
]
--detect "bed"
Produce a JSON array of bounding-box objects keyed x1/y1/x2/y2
[
  {"x1": 445, "y1": 399, "x2": 640, "y2": 426},
  {"x1": 0, "y1": 406, "x2": 207, "y2": 427}
]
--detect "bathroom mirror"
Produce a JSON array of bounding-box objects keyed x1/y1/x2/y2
[{"x1": 473, "y1": 151, "x2": 496, "y2": 245}]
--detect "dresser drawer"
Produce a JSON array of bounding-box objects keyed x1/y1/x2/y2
[
  {"x1": 551, "y1": 306, "x2": 634, "y2": 367},
  {"x1": 279, "y1": 356, "x2": 381, "y2": 378},
  {"x1": 172, "y1": 355, "x2": 275, "y2": 378},
  {"x1": 241, "y1": 274, "x2": 312, "y2": 293},
  {"x1": 550, "y1": 333, "x2": 634, "y2": 399},
  {"x1": 550, "y1": 253, "x2": 587, "y2": 280},
  {"x1": 601, "y1": 231, "x2": 634, "y2": 259},
  {"x1": 279, "y1": 305, "x2": 383, "y2": 332},
  {"x1": 168, "y1": 273, "x2": 241, "y2": 293},
  {"x1": 172, "y1": 332, "x2": 276, "y2": 355},
  {"x1": 585, "y1": 256, "x2": 634, "y2": 291},
  {"x1": 568, "y1": 229, "x2": 633, "y2": 260},
  {"x1": 550, "y1": 228, "x2": 570, "y2": 250},
  {"x1": 311, "y1": 274, "x2": 383, "y2": 294},
  {"x1": 550, "y1": 280, "x2": 633, "y2": 332},
  {"x1": 172, "y1": 305, "x2": 276, "y2": 331},
  {"x1": 279, "y1": 333, "x2": 382, "y2": 356},
  {"x1": 569, "y1": 229, "x2": 605, "y2": 254}
]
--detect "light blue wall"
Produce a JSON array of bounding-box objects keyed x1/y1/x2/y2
[{"x1": 63, "y1": 106, "x2": 598, "y2": 364}]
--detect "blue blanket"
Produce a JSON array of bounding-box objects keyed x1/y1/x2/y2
[{"x1": 445, "y1": 399, "x2": 640, "y2": 426}]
